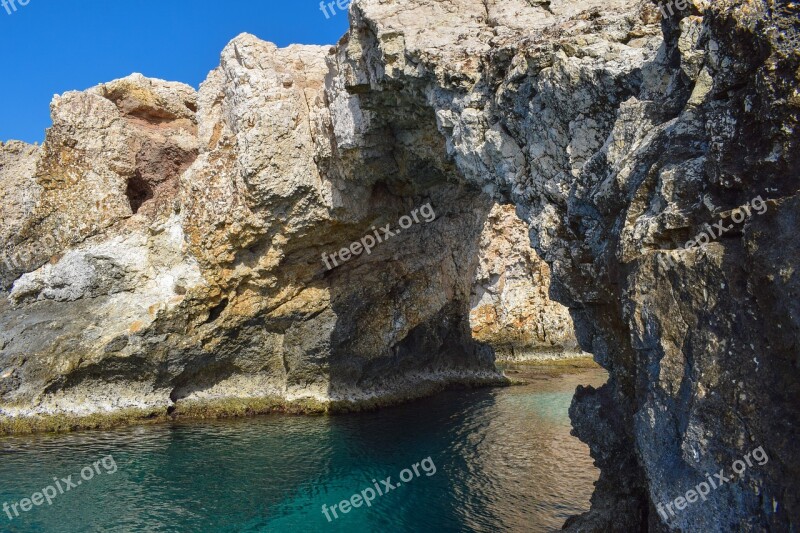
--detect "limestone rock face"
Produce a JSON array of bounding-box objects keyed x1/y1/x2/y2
[
  {"x1": 0, "y1": 53, "x2": 500, "y2": 419},
  {"x1": 0, "y1": 74, "x2": 199, "y2": 290},
  {"x1": 334, "y1": 0, "x2": 799, "y2": 530},
  {"x1": 1, "y1": 0, "x2": 799, "y2": 531},
  {"x1": 0, "y1": 141, "x2": 42, "y2": 267},
  {"x1": 470, "y1": 204, "x2": 581, "y2": 360}
]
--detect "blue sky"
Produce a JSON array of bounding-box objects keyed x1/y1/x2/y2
[{"x1": 0, "y1": 1, "x2": 351, "y2": 143}]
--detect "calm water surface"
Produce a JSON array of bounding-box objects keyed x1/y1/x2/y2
[{"x1": 0, "y1": 367, "x2": 606, "y2": 533}]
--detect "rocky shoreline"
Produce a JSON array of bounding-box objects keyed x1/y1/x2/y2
[{"x1": 0, "y1": 369, "x2": 509, "y2": 436}]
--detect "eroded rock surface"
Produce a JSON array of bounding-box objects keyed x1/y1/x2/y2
[
  {"x1": 0, "y1": 55, "x2": 501, "y2": 420},
  {"x1": 1, "y1": 0, "x2": 798, "y2": 531},
  {"x1": 470, "y1": 203, "x2": 582, "y2": 361}
]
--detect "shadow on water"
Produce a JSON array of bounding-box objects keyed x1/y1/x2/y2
[{"x1": 0, "y1": 366, "x2": 606, "y2": 533}]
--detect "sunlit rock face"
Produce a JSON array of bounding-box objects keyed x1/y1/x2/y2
[
  {"x1": 335, "y1": 0, "x2": 799, "y2": 530},
  {"x1": 470, "y1": 204, "x2": 582, "y2": 361},
  {"x1": 1, "y1": 0, "x2": 799, "y2": 530},
  {"x1": 0, "y1": 45, "x2": 502, "y2": 421}
]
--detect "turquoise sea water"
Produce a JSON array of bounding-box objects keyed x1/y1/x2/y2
[{"x1": 0, "y1": 368, "x2": 605, "y2": 533}]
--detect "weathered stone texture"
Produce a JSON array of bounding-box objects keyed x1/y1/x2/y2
[
  {"x1": 337, "y1": 0, "x2": 799, "y2": 530},
  {"x1": 470, "y1": 203, "x2": 581, "y2": 360},
  {"x1": 1, "y1": 0, "x2": 798, "y2": 531}
]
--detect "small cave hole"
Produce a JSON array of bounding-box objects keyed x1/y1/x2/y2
[
  {"x1": 125, "y1": 172, "x2": 154, "y2": 214},
  {"x1": 206, "y1": 298, "x2": 229, "y2": 324}
]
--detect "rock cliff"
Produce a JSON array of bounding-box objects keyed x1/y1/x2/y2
[
  {"x1": 0, "y1": 59, "x2": 502, "y2": 419},
  {"x1": 470, "y1": 203, "x2": 582, "y2": 361},
  {"x1": 1, "y1": 0, "x2": 798, "y2": 530}
]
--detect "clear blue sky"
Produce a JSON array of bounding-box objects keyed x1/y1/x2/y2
[{"x1": 0, "y1": 1, "x2": 351, "y2": 144}]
